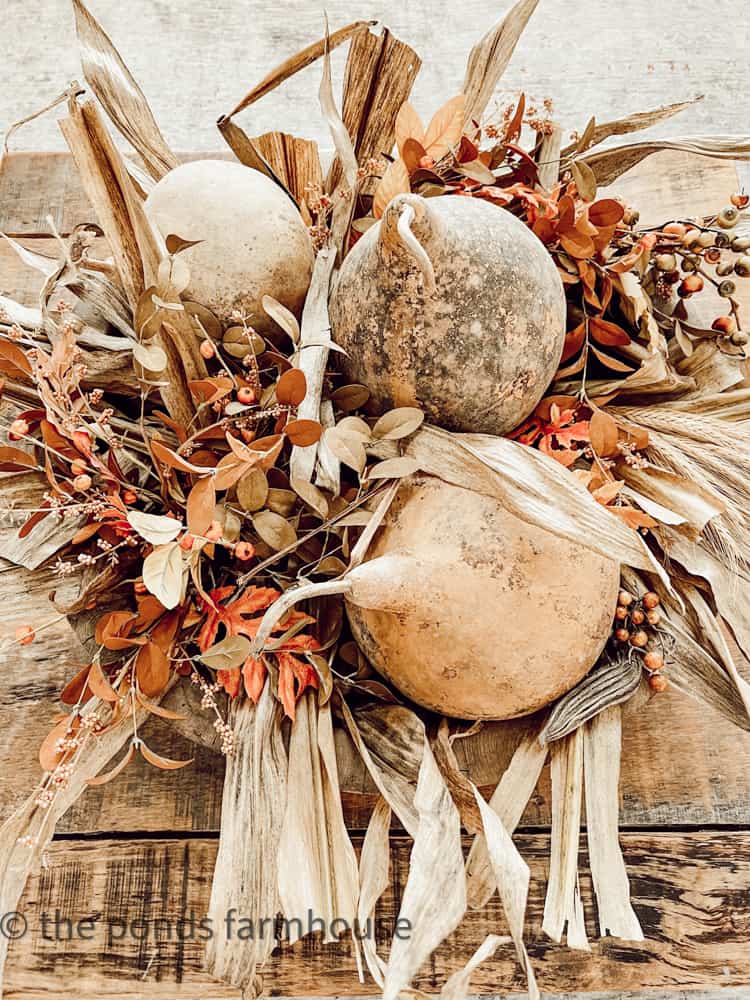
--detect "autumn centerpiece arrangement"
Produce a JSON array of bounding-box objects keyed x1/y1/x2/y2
[{"x1": 2, "y1": 0, "x2": 750, "y2": 997}]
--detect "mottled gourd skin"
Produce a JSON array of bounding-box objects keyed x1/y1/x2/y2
[
  {"x1": 330, "y1": 194, "x2": 566, "y2": 435},
  {"x1": 144, "y1": 160, "x2": 314, "y2": 330},
  {"x1": 346, "y1": 476, "x2": 619, "y2": 720}
]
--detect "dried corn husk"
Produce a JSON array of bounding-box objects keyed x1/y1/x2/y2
[
  {"x1": 72, "y1": 0, "x2": 177, "y2": 179},
  {"x1": 542, "y1": 729, "x2": 589, "y2": 950},
  {"x1": 462, "y1": 0, "x2": 539, "y2": 128},
  {"x1": 583, "y1": 707, "x2": 644, "y2": 941},
  {"x1": 582, "y1": 133, "x2": 750, "y2": 185},
  {"x1": 205, "y1": 681, "x2": 287, "y2": 990}
]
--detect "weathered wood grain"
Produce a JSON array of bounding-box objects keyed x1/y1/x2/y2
[{"x1": 4, "y1": 831, "x2": 750, "y2": 998}]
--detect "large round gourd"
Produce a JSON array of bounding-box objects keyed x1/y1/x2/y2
[
  {"x1": 330, "y1": 193, "x2": 566, "y2": 435},
  {"x1": 345, "y1": 475, "x2": 619, "y2": 720},
  {"x1": 144, "y1": 160, "x2": 314, "y2": 329}
]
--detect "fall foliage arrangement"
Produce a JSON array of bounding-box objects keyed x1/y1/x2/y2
[{"x1": 3, "y1": 0, "x2": 750, "y2": 997}]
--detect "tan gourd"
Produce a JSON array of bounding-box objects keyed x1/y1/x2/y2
[
  {"x1": 251, "y1": 475, "x2": 619, "y2": 720},
  {"x1": 145, "y1": 160, "x2": 314, "y2": 329},
  {"x1": 329, "y1": 193, "x2": 566, "y2": 436}
]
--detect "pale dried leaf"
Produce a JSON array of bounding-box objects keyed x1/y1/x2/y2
[
  {"x1": 127, "y1": 509, "x2": 183, "y2": 545},
  {"x1": 252, "y1": 509, "x2": 298, "y2": 551},
  {"x1": 141, "y1": 541, "x2": 185, "y2": 609}
]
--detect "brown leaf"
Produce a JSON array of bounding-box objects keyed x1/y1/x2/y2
[
  {"x1": 0, "y1": 447, "x2": 36, "y2": 472},
  {"x1": 39, "y1": 716, "x2": 79, "y2": 772},
  {"x1": 588, "y1": 198, "x2": 625, "y2": 227},
  {"x1": 571, "y1": 160, "x2": 597, "y2": 202},
  {"x1": 150, "y1": 440, "x2": 208, "y2": 474},
  {"x1": 186, "y1": 475, "x2": 217, "y2": 536},
  {"x1": 277, "y1": 368, "x2": 307, "y2": 406},
  {"x1": 395, "y1": 101, "x2": 425, "y2": 154},
  {"x1": 373, "y1": 158, "x2": 411, "y2": 220},
  {"x1": 331, "y1": 383, "x2": 370, "y2": 412},
  {"x1": 86, "y1": 743, "x2": 136, "y2": 786},
  {"x1": 0, "y1": 340, "x2": 32, "y2": 377},
  {"x1": 139, "y1": 741, "x2": 193, "y2": 770},
  {"x1": 60, "y1": 665, "x2": 92, "y2": 706},
  {"x1": 135, "y1": 692, "x2": 186, "y2": 720},
  {"x1": 95, "y1": 611, "x2": 140, "y2": 651},
  {"x1": 88, "y1": 660, "x2": 119, "y2": 702},
  {"x1": 590, "y1": 345, "x2": 636, "y2": 373},
  {"x1": 136, "y1": 642, "x2": 171, "y2": 697},
  {"x1": 285, "y1": 419, "x2": 322, "y2": 447},
  {"x1": 589, "y1": 316, "x2": 631, "y2": 347},
  {"x1": 423, "y1": 95, "x2": 466, "y2": 159},
  {"x1": 589, "y1": 408, "x2": 620, "y2": 458}
]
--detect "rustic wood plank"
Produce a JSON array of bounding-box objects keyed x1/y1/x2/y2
[{"x1": 4, "y1": 831, "x2": 750, "y2": 997}]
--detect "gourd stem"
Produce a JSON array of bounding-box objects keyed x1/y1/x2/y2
[
  {"x1": 396, "y1": 203, "x2": 436, "y2": 290},
  {"x1": 249, "y1": 578, "x2": 353, "y2": 657}
]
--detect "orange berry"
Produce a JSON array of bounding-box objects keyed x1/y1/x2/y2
[
  {"x1": 205, "y1": 520, "x2": 223, "y2": 542},
  {"x1": 134, "y1": 580, "x2": 147, "y2": 595},
  {"x1": 663, "y1": 222, "x2": 687, "y2": 237},
  {"x1": 630, "y1": 630, "x2": 649, "y2": 648},
  {"x1": 630, "y1": 609, "x2": 645, "y2": 625},
  {"x1": 646, "y1": 609, "x2": 661, "y2": 625},
  {"x1": 200, "y1": 339, "x2": 215, "y2": 359},
  {"x1": 643, "y1": 650, "x2": 664, "y2": 671},
  {"x1": 8, "y1": 418, "x2": 29, "y2": 440},
  {"x1": 617, "y1": 590, "x2": 634, "y2": 607},
  {"x1": 179, "y1": 533, "x2": 195, "y2": 551},
  {"x1": 648, "y1": 673, "x2": 668, "y2": 693},
  {"x1": 642, "y1": 592, "x2": 660, "y2": 609},
  {"x1": 237, "y1": 387, "x2": 256, "y2": 405},
  {"x1": 70, "y1": 460, "x2": 87, "y2": 476},
  {"x1": 678, "y1": 273, "x2": 704, "y2": 297},
  {"x1": 731, "y1": 192, "x2": 749, "y2": 209},
  {"x1": 712, "y1": 315, "x2": 737, "y2": 336},
  {"x1": 122, "y1": 489, "x2": 138, "y2": 505},
  {"x1": 73, "y1": 474, "x2": 92, "y2": 491},
  {"x1": 614, "y1": 628, "x2": 630, "y2": 643},
  {"x1": 614, "y1": 606, "x2": 628, "y2": 621},
  {"x1": 15, "y1": 624, "x2": 35, "y2": 646},
  {"x1": 234, "y1": 541, "x2": 255, "y2": 561}
]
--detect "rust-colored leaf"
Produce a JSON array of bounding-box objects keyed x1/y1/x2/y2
[
  {"x1": 588, "y1": 198, "x2": 625, "y2": 227},
  {"x1": 60, "y1": 665, "x2": 92, "y2": 706},
  {"x1": 589, "y1": 316, "x2": 631, "y2": 347},
  {"x1": 139, "y1": 741, "x2": 193, "y2": 770},
  {"x1": 395, "y1": 101, "x2": 425, "y2": 154},
  {"x1": 284, "y1": 418, "x2": 322, "y2": 447},
  {"x1": 0, "y1": 447, "x2": 36, "y2": 472},
  {"x1": 135, "y1": 641, "x2": 171, "y2": 697},
  {"x1": 589, "y1": 408, "x2": 620, "y2": 457},
  {"x1": 88, "y1": 660, "x2": 119, "y2": 702},
  {"x1": 373, "y1": 158, "x2": 411, "y2": 220},
  {"x1": 86, "y1": 743, "x2": 136, "y2": 786},
  {"x1": 95, "y1": 611, "x2": 141, "y2": 651},
  {"x1": 276, "y1": 368, "x2": 307, "y2": 406},
  {"x1": 150, "y1": 439, "x2": 208, "y2": 474},
  {"x1": 423, "y1": 94, "x2": 465, "y2": 159},
  {"x1": 186, "y1": 475, "x2": 216, "y2": 536},
  {"x1": 39, "y1": 715, "x2": 79, "y2": 773}
]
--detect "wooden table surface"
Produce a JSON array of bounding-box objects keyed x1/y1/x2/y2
[{"x1": 1, "y1": 150, "x2": 750, "y2": 998}]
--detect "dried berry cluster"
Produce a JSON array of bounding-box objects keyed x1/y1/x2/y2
[{"x1": 613, "y1": 589, "x2": 670, "y2": 693}]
